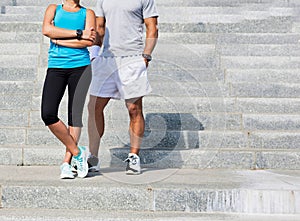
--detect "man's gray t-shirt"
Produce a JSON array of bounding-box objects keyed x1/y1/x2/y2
[{"x1": 96, "y1": 0, "x2": 159, "y2": 57}]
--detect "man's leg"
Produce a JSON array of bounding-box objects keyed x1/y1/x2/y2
[
  {"x1": 87, "y1": 95, "x2": 110, "y2": 161},
  {"x1": 125, "y1": 97, "x2": 145, "y2": 154},
  {"x1": 124, "y1": 97, "x2": 144, "y2": 174}
]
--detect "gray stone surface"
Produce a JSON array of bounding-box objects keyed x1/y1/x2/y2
[
  {"x1": 1, "y1": 209, "x2": 300, "y2": 221},
  {"x1": 1, "y1": 166, "x2": 300, "y2": 214},
  {"x1": 1, "y1": 0, "x2": 300, "y2": 171},
  {"x1": 0, "y1": 67, "x2": 36, "y2": 81},
  {"x1": 0, "y1": 43, "x2": 40, "y2": 55},
  {"x1": 230, "y1": 82, "x2": 300, "y2": 98},
  {"x1": 226, "y1": 69, "x2": 300, "y2": 83},
  {"x1": 236, "y1": 98, "x2": 300, "y2": 114},
  {"x1": 243, "y1": 114, "x2": 300, "y2": 130},
  {"x1": 249, "y1": 132, "x2": 300, "y2": 149},
  {"x1": 256, "y1": 152, "x2": 300, "y2": 169},
  {"x1": 0, "y1": 32, "x2": 42, "y2": 43},
  {"x1": 0, "y1": 147, "x2": 22, "y2": 165},
  {"x1": 0, "y1": 128, "x2": 26, "y2": 145},
  {"x1": 0, "y1": 22, "x2": 41, "y2": 32}
]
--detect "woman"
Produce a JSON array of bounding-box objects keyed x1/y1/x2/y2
[{"x1": 41, "y1": 0, "x2": 96, "y2": 179}]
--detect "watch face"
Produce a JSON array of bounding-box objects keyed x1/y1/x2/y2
[
  {"x1": 142, "y1": 54, "x2": 152, "y2": 61},
  {"x1": 76, "y1": 29, "x2": 83, "y2": 39}
]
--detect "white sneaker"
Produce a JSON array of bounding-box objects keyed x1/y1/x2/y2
[
  {"x1": 124, "y1": 153, "x2": 141, "y2": 175},
  {"x1": 72, "y1": 146, "x2": 89, "y2": 178},
  {"x1": 87, "y1": 154, "x2": 100, "y2": 172},
  {"x1": 60, "y1": 162, "x2": 75, "y2": 179}
]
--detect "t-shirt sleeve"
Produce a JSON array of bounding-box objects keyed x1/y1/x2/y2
[
  {"x1": 142, "y1": 0, "x2": 159, "y2": 19},
  {"x1": 95, "y1": 0, "x2": 104, "y2": 17}
]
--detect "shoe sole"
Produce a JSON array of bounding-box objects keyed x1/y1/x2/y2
[
  {"x1": 88, "y1": 168, "x2": 100, "y2": 173},
  {"x1": 60, "y1": 174, "x2": 75, "y2": 179},
  {"x1": 126, "y1": 170, "x2": 141, "y2": 175}
]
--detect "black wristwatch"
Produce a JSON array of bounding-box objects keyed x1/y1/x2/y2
[
  {"x1": 142, "y1": 53, "x2": 152, "y2": 62},
  {"x1": 76, "y1": 29, "x2": 83, "y2": 40}
]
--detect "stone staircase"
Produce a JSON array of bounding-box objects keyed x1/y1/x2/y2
[{"x1": 1, "y1": 0, "x2": 300, "y2": 219}]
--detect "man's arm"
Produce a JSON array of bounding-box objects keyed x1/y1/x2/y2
[
  {"x1": 143, "y1": 17, "x2": 158, "y2": 66},
  {"x1": 89, "y1": 16, "x2": 106, "y2": 60},
  {"x1": 95, "y1": 17, "x2": 106, "y2": 47}
]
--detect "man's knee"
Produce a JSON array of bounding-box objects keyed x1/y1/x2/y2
[
  {"x1": 88, "y1": 96, "x2": 110, "y2": 114},
  {"x1": 127, "y1": 105, "x2": 143, "y2": 119},
  {"x1": 87, "y1": 97, "x2": 96, "y2": 114}
]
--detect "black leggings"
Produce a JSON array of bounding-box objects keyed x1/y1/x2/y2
[{"x1": 41, "y1": 65, "x2": 92, "y2": 127}]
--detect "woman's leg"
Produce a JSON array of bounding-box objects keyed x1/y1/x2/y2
[
  {"x1": 41, "y1": 68, "x2": 80, "y2": 157},
  {"x1": 61, "y1": 126, "x2": 81, "y2": 164},
  {"x1": 48, "y1": 121, "x2": 79, "y2": 156},
  {"x1": 64, "y1": 65, "x2": 92, "y2": 162}
]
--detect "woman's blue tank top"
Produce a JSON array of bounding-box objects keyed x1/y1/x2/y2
[{"x1": 48, "y1": 5, "x2": 90, "y2": 68}]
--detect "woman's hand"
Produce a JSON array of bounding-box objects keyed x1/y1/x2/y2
[{"x1": 83, "y1": 27, "x2": 96, "y2": 42}]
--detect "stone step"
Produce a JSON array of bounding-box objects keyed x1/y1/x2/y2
[
  {"x1": 0, "y1": 22, "x2": 41, "y2": 32},
  {"x1": 236, "y1": 97, "x2": 300, "y2": 114},
  {"x1": 0, "y1": 14, "x2": 43, "y2": 22},
  {"x1": 0, "y1": 43, "x2": 40, "y2": 55},
  {"x1": 2, "y1": 5, "x2": 295, "y2": 15},
  {"x1": 159, "y1": 8, "x2": 295, "y2": 24},
  {"x1": 2, "y1": 127, "x2": 300, "y2": 168},
  {"x1": 37, "y1": 53, "x2": 300, "y2": 71},
  {"x1": 230, "y1": 82, "x2": 300, "y2": 98},
  {"x1": 0, "y1": 67, "x2": 36, "y2": 81},
  {"x1": 226, "y1": 69, "x2": 300, "y2": 83},
  {"x1": 155, "y1": 0, "x2": 294, "y2": 7},
  {"x1": 0, "y1": 32, "x2": 42, "y2": 43},
  {"x1": 107, "y1": 148, "x2": 300, "y2": 169},
  {"x1": 2, "y1": 142, "x2": 300, "y2": 169},
  {"x1": 2, "y1": 33, "x2": 299, "y2": 46},
  {"x1": 0, "y1": 55, "x2": 38, "y2": 67},
  {"x1": 159, "y1": 16, "x2": 293, "y2": 33},
  {"x1": 0, "y1": 15, "x2": 293, "y2": 33},
  {"x1": 221, "y1": 56, "x2": 300, "y2": 69},
  {"x1": 1, "y1": 209, "x2": 300, "y2": 221},
  {"x1": 2, "y1": 0, "x2": 294, "y2": 7},
  {"x1": 159, "y1": 32, "x2": 300, "y2": 44},
  {"x1": 0, "y1": 11, "x2": 294, "y2": 24},
  {"x1": 3, "y1": 210, "x2": 300, "y2": 221},
  {"x1": 0, "y1": 166, "x2": 300, "y2": 214},
  {"x1": 4, "y1": 97, "x2": 300, "y2": 129},
  {"x1": 1, "y1": 7, "x2": 295, "y2": 24},
  {"x1": 218, "y1": 44, "x2": 300, "y2": 56}
]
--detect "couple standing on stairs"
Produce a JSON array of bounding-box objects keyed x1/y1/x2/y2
[{"x1": 41, "y1": 0, "x2": 159, "y2": 178}]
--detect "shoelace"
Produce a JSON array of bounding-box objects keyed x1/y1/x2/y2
[
  {"x1": 124, "y1": 157, "x2": 130, "y2": 163},
  {"x1": 124, "y1": 156, "x2": 138, "y2": 165},
  {"x1": 124, "y1": 156, "x2": 134, "y2": 163},
  {"x1": 75, "y1": 156, "x2": 83, "y2": 170}
]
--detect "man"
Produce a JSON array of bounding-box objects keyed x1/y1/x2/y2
[{"x1": 87, "y1": 0, "x2": 159, "y2": 174}]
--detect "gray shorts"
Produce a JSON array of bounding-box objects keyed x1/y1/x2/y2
[{"x1": 90, "y1": 56, "x2": 152, "y2": 100}]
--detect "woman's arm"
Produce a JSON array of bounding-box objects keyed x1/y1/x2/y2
[
  {"x1": 42, "y1": 5, "x2": 96, "y2": 42},
  {"x1": 53, "y1": 9, "x2": 97, "y2": 48}
]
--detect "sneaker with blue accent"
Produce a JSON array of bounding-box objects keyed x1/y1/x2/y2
[
  {"x1": 60, "y1": 162, "x2": 75, "y2": 179},
  {"x1": 124, "y1": 153, "x2": 141, "y2": 175},
  {"x1": 72, "y1": 146, "x2": 89, "y2": 178}
]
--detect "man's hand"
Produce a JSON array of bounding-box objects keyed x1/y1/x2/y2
[{"x1": 143, "y1": 58, "x2": 149, "y2": 68}]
